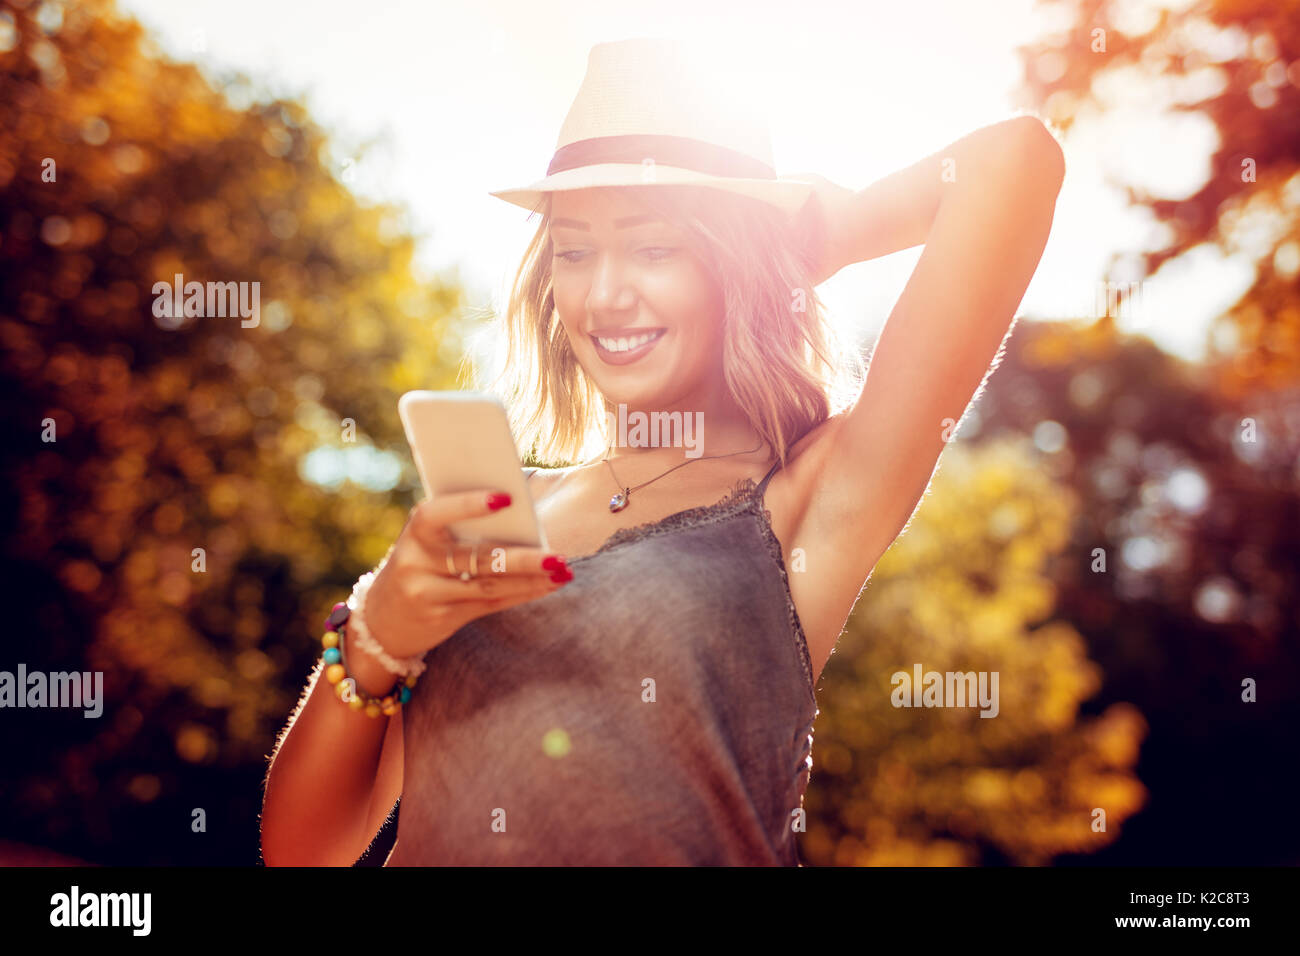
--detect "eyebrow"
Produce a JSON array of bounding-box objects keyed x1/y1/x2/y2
[{"x1": 549, "y1": 214, "x2": 667, "y2": 232}]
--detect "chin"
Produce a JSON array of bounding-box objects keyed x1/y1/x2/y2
[
  {"x1": 580, "y1": 349, "x2": 707, "y2": 412},
  {"x1": 596, "y1": 381, "x2": 667, "y2": 410}
]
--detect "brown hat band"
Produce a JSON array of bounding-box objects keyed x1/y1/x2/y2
[{"x1": 546, "y1": 133, "x2": 777, "y2": 181}]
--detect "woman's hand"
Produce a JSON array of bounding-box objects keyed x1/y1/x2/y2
[
  {"x1": 358, "y1": 490, "x2": 572, "y2": 660},
  {"x1": 787, "y1": 171, "x2": 857, "y2": 285}
]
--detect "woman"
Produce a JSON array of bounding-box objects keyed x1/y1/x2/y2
[{"x1": 259, "y1": 38, "x2": 1065, "y2": 866}]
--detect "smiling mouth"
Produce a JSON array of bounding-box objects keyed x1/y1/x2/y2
[
  {"x1": 589, "y1": 328, "x2": 667, "y2": 361},
  {"x1": 591, "y1": 328, "x2": 666, "y2": 352}
]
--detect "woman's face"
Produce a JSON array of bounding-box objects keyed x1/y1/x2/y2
[{"x1": 548, "y1": 187, "x2": 725, "y2": 411}]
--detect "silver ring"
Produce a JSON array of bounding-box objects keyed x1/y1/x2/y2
[{"x1": 446, "y1": 542, "x2": 477, "y2": 581}]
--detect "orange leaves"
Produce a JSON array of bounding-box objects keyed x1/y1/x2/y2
[{"x1": 805, "y1": 438, "x2": 1147, "y2": 865}]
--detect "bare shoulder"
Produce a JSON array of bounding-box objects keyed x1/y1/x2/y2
[
  {"x1": 773, "y1": 413, "x2": 850, "y2": 493},
  {"x1": 766, "y1": 412, "x2": 851, "y2": 533},
  {"x1": 782, "y1": 403, "x2": 927, "y2": 574},
  {"x1": 790, "y1": 412, "x2": 848, "y2": 466},
  {"x1": 522, "y1": 465, "x2": 549, "y2": 491},
  {"x1": 522, "y1": 463, "x2": 572, "y2": 501}
]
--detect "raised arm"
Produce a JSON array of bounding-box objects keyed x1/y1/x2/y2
[{"x1": 810, "y1": 116, "x2": 1066, "y2": 580}]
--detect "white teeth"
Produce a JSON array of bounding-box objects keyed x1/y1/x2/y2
[{"x1": 595, "y1": 330, "x2": 661, "y2": 353}]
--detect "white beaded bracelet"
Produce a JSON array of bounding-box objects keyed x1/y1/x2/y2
[{"x1": 346, "y1": 568, "x2": 428, "y2": 679}]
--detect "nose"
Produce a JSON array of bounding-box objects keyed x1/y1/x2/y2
[{"x1": 586, "y1": 250, "x2": 638, "y2": 315}]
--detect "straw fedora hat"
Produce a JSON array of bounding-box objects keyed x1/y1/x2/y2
[{"x1": 489, "y1": 37, "x2": 815, "y2": 219}]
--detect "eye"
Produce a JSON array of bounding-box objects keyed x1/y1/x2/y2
[{"x1": 554, "y1": 247, "x2": 675, "y2": 264}]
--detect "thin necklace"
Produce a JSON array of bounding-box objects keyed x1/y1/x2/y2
[{"x1": 600, "y1": 438, "x2": 766, "y2": 513}]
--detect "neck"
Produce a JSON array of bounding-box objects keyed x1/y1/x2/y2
[{"x1": 598, "y1": 392, "x2": 765, "y2": 463}]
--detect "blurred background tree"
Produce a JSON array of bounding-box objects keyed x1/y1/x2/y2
[
  {"x1": 804, "y1": 317, "x2": 1300, "y2": 865},
  {"x1": 1004, "y1": 0, "x2": 1300, "y2": 863},
  {"x1": 803, "y1": 0, "x2": 1300, "y2": 865},
  {"x1": 0, "y1": 0, "x2": 462, "y2": 863},
  {"x1": 804, "y1": 430, "x2": 1148, "y2": 866},
  {"x1": 1015, "y1": 0, "x2": 1300, "y2": 392}
]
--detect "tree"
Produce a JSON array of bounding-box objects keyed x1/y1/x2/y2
[
  {"x1": 805, "y1": 432, "x2": 1147, "y2": 866},
  {"x1": 0, "y1": 0, "x2": 460, "y2": 863},
  {"x1": 1014, "y1": 0, "x2": 1300, "y2": 390}
]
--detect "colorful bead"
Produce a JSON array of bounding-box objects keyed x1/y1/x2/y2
[
  {"x1": 325, "y1": 602, "x2": 350, "y2": 632},
  {"x1": 320, "y1": 596, "x2": 419, "y2": 717}
]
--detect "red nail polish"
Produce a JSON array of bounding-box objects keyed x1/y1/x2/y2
[
  {"x1": 542, "y1": 555, "x2": 567, "y2": 571},
  {"x1": 550, "y1": 568, "x2": 573, "y2": 583},
  {"x1": 487, "y1": 492, "x2": 512, "y2": 511}
]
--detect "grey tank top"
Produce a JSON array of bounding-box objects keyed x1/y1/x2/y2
[{"x1": 384, "y1": 459, "x2": 819, "y2": 866}]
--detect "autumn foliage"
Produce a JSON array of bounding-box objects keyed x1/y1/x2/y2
[{"x1": 1, "y1": 0, "x2": 1296, "y2": 865}]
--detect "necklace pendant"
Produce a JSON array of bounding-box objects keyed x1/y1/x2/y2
[{"x1": 609, "y1": 490, "x2": 629, "y2": 513}]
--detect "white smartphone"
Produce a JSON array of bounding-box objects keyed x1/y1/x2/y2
[{"x1": 397, "y1": 390, "x2": 547, "y2": 549}]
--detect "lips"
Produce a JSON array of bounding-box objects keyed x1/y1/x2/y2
[{"x1": 589, "y1": 328, "x2": 667, "y2": 366}]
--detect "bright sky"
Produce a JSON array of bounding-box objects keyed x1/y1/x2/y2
[{"x1": 118, "y1": 0, "x2": 1245, "y2": 363}]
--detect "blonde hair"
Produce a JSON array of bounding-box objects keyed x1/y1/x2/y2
[{"x1": 471, "y1": 184, "x2": 864, "y2": 467}]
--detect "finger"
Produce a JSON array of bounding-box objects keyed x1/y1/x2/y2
[
  {"x1": 409, "y1": 489, "x2": 514, "y2": 552},
  {"x1": 469, "y1": 576, "x2": 572, "y2": 614},
  {"x1": 438, "y1": 566, "x2": 573, "y2": 605},
  {"x1": 435, "y1": 543, "x2": 568, "y2": 579}
]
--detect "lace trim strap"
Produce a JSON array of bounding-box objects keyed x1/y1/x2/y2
[{"x1": 756, "y1": 458, "x2": 783, "y2": 499}]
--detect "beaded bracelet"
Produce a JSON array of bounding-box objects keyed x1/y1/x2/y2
[
  {"x1": 320, "y1": 602, "x2": 418, "y2": 718},
  {"x1": 347, "y1": 570, "x2": 427, "y2": 680}
]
